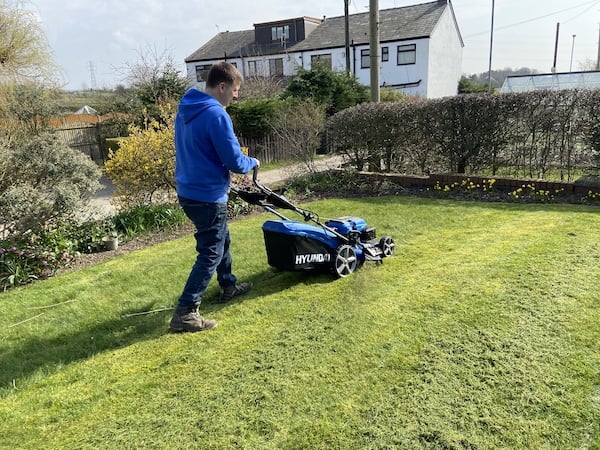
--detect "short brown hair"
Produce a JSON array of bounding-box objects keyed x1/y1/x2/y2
[{"x1": 206, "y1": 61, "x2": 243, "y2": 88}]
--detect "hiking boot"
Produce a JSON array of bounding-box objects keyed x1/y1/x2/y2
[
  {"x1": 170, "y1": 302, "x2": 217, "y2": 332},
  {"x1": 219, "y1": 282, "x2": 252, "y2": 303}
]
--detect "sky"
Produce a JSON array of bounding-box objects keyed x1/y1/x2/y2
[{"x1": 24, "y1": 0, "x2": 600, "y2": 90}]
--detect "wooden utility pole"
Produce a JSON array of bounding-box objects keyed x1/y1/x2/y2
[
  {"x1": 487, "y1": 0, "x2": 495, "y2": 93},
  {"x1": 369, "y1": 0, "x2": 380, "y2": 102},
  {"x1": 345, "y1": 0, "x2": 351, "y2": 75}
]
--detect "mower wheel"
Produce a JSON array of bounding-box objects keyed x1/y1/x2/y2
[
  {"x1": 332, "y1": 245, "x2": 358, "y2": 277},
  {"x1": 379, "y1": 236, "x2": 395, "y2": 257}
]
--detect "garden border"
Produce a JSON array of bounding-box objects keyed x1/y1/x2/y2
[{"x1": 352, "y1": 171, "x2": 600, "y2": 196}]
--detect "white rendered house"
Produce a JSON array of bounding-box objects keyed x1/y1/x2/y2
[{"x1": 184, "y1": 0, "x2": 463, "y2": 98}]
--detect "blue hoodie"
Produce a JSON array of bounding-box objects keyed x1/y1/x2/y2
[{"x1": 175, "y1": 88, "x2": 257, "y2": 203}]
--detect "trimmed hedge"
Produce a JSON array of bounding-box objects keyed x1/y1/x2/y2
[{"x1": 328, "y1": 89, "x2": 600, "y2": 180}]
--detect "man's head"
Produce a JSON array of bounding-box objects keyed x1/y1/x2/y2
[{"x1": 205, "y1": 61, "x2": 243, "y2": 107}]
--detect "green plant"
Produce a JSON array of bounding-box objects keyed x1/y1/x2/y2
[
  {"x1": 228, "y1": 98, "x2": 281, "y2": 139},
  {"x1": 0, "y1": 241, "x2": 74, "y2": 291},
  {"x1": 111, "y1": 203, "x2": 187, "y2": 239}
]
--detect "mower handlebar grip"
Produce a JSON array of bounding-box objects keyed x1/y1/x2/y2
[{"x1": 252, "y1": 165, "x2": 258, "y2": 185}]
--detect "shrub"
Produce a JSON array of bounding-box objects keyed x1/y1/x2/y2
[
  {"x1": 0, "y1": 202, "x2": 189, "y2": 292},
  {"x1": 0, "y1": 132, "x2": 101, "y2": 238},
  {"x1": 283, "y1": 63, "x2": 369, "y2": 116},
  {"x1": 328, "y1": 89, "x2": 598, "y2": 179},
  {"x1": 104, "y1": 105, "x2": 176, "y2": 208},
  {"x1": 228, "y1": 98, "x2": 281, "y2": 139}
]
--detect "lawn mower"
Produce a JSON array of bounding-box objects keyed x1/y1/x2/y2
[{"x1": 231, "y1": 168, "x2": 395, "y2": 277}]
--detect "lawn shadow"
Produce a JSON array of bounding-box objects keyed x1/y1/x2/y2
[
  {"x1": 0, "y1": 302, "x2": 167, "y2": 391},
  {"x1": 203, "y1": 267, "x2": 338, "y2": 311},
  {"x1": 0, "y1": 268, "x2": 337, "y2": 390}
]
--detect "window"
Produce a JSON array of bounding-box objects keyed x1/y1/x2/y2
[
  {"x1": 361, "y1": 49, "x2": 370, "y2": 69},
  {"x1": 381, "y1": 46, "x2": 389, "y2": 62},
  {"x1": 271, "y1": 25, "x2": 290, "y2": 41},
  {"x1": 397, "y1": 44, "x2": 416, "y2": 65},
  {"x1": 195, "y1": 64, "x2": 212, "y2": 82},
  {"x1": 311, "y1": 54, "x2": 332, "y2": 70},
  {"x1": 248, "y1": 60, "x2": 264, "y2": 77},
  {"x1": 269, "y1": 58, "x2": 284, "y2": 77}
]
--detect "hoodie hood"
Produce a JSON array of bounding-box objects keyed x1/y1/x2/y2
[{"x1": 177, "y1": 88, "x2": 221, "y2": 124}]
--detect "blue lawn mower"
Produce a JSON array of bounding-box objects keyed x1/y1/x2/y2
[{"x1": 231, "y1": 168, "x2": 395, "y2": 277}]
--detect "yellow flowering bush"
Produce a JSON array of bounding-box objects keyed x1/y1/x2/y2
[{"x1": 105, "y1": 106, "x2": 176, "y2": 208}]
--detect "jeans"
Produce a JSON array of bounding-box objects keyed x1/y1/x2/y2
[{"x1": 178, "y1": 196, "x2": 237, "y2": 305}]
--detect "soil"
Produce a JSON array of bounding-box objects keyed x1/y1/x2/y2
[{"x1": 61, "y1": 223, "x2": 196, "y2": 274}]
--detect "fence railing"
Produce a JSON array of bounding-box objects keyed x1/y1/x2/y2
[
  {"x1": 238, "y1": 134, "x2": 292, "y2": 163},
  {"x1": 55, "y1": 123, "x2": 106, "y2": 164}
]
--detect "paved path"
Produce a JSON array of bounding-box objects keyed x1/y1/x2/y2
[{"x1": 91, "y1": 155, "x2": 344, "y2": 217}]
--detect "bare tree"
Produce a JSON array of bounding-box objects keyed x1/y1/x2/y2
[
  {"x1": 114, "y1": 43, "x2": 189, "y2": 123},
  {"x1": 240, "y1": 76, "x2": 286, "y2": 100},
  {"x1": 270, "y1": 98, "x2": 326, "y2": 174}
]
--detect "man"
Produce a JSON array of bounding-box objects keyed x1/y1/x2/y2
[{"x1": 170, "y1": 61, "x2": 259, "y2": 332}]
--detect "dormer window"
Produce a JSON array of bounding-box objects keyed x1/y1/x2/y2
[{"x1": 271, "y1": 25, "x2": 290, "y2": 41}]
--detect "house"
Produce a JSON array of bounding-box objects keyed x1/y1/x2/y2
[{"x1": 184, "y1": 0, "x2": 463, "y2": 98}]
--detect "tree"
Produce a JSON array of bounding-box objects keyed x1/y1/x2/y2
[
  {"x1": 283, "y1": 63, "x2": 369, "y2": 115},
  {"x1": 240, "y1": 75, "x2": 285, "y2": 100},
  {"x1": 0, "y1": 82, "x2": 60, "y2": 141},
  {"x1": 0, "y1": 0, "x2": 59, "y2": 84},
  {"x1": 118, "y1": 45, "x2": 190, "y2": 123},
  {"x1": 464, "y1": 67, "x2": 539, "y2": 91}
]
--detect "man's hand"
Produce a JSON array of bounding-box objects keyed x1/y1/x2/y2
[{"x1": 252, "y1": 158, "x2": 260, "y2": 168}]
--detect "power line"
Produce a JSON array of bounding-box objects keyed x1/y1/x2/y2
[{"x1": 464, "y1": 0, "x2": 600, "y2": 38}]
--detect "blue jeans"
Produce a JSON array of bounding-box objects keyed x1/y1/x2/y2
[{"x1": 178, "y1": 197, "x2": 237, "y2": 305}]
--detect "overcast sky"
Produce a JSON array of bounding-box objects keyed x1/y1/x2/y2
[{"x1": 26, "y1": 0, "x2": 600, "y2": 90}]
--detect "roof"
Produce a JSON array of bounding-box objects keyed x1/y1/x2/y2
[
  {"x1": 501, "y1": 71, "x2": 600, "y2": 93},
  {"x1": 291, "y1": 1, "x2": 448, "y2": 51},
  {"x1": 185, "y1": 30, "x2": 255, "y2": 62},
  {"x1": 185, "y1": 1, "x2": 451, "y2": 62},
  {"x1": 74, "y1": 105, "x2": 98, "y2": 115}
]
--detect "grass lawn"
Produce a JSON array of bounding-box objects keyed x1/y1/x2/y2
[{"x1": 0, "y1": 196, "x2": 598, "y2": 449}]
